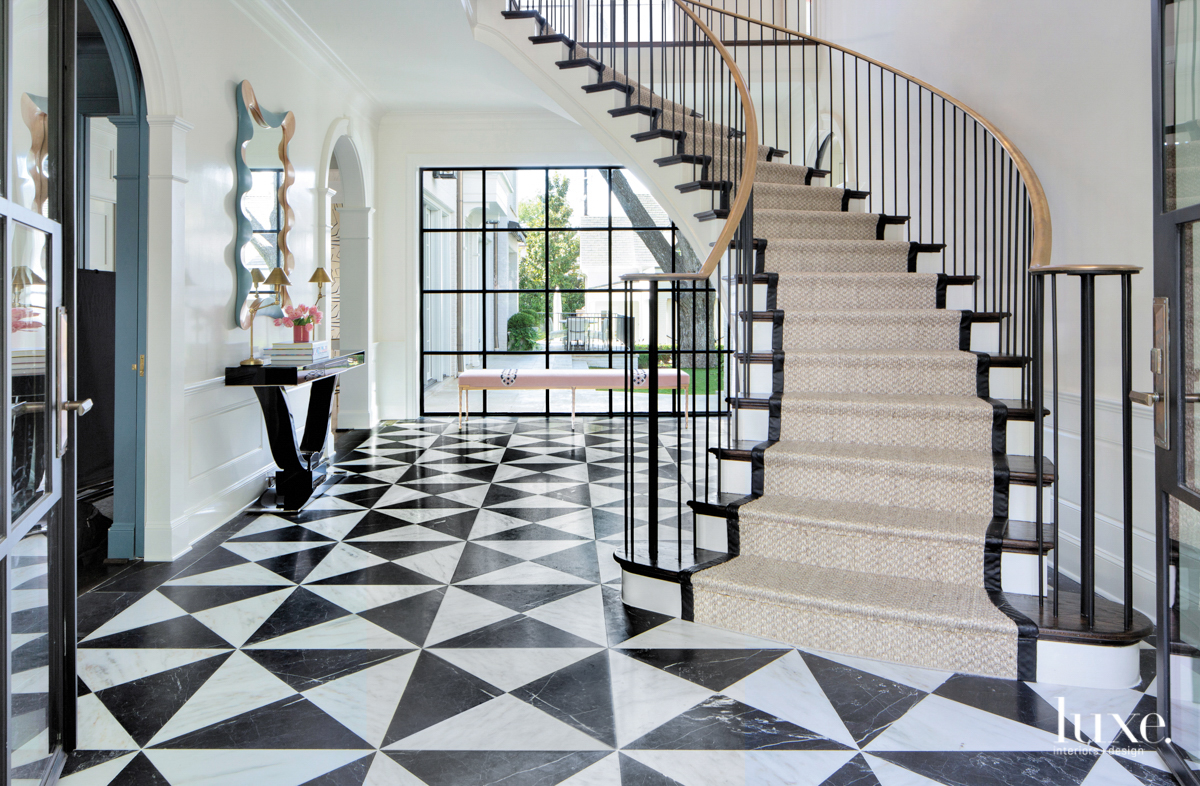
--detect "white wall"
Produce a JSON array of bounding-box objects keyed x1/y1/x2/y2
[
  {"x1": 373, "y1": 110, "x2": 616, "y2": 419},
  {"x1": 818, "y1": 1, "x2": 1157, "y2": 612},
  {"x1": 116, "y1": 0, "x2": 378, "y2": 559}
]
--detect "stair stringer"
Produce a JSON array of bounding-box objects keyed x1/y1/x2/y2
[{"x1": 470, "y1": 0, "x2": 724, "y2": 263}]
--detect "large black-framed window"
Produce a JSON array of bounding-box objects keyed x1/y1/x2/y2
[{"x1": 419, "y1": 166, "x2": 686, "y2": 416}]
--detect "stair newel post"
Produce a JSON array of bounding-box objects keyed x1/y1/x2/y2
[
  {"x1": 624, "y1": 279, "x2": 633, "y2": 564},
  {"x1": 1079, "y1": 272, "x2": 1097, "y2": 628},
  {"x1": 1121, "y1": 272, "x2": 1134, "y2": 630},
  {"x1": 649, "y1": 278, "x2": 660, "y2": 566},
  {"x1": 1051, "y1": 273, "x2": 1061, "y2": 617},
  {"x1": 1033, "y1": 272, "x2": 1045, "y2": 606}
]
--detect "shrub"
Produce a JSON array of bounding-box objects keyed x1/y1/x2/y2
[{"x1": 507, "y1": 311, "x2": 541, "y2": 351}]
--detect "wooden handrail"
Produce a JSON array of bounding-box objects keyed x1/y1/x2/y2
[
  {"x1": 678, "y1": 0, "x2": 1053, "y2": 270},
  {"x1": 624, "y1": 0, "x2": 758, "y2": 282}
]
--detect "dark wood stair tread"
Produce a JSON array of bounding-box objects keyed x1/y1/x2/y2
[
  {"x1": 997, "y1": 399, "x2": 1050, "y2": 421},
  {"x1": 1001, "y1": 519, "x2": 1054, "y2": 555},
  {"x1": 1006, "y1": 590, "x2": 1152, "y2": 645},
  {"x1": 1008, "y1": 455, "x2": 1055, "y2": 486}
]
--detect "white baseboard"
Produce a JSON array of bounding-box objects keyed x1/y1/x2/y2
[{"x1": 144, "y1": 467, "x2": 269, "y2": 561}]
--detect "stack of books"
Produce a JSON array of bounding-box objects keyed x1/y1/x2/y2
[
  {"x1": 12, "y1": 348, "x2": 46, "y2": 377},
  {"x1": 266, "y1": 341, "x2": 330, "y2": 366}
]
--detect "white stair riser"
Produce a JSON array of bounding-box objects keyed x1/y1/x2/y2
[
  {"x1": 731, "y1": 359, "x2": 775, "y2": 397},
  {"x1": 1008, "y1": 420, "x2": 1033, "y2": 456},
  {"x1": 721, "y1": 458, "x2": 753, "y2": 496},
  {"x1": 970, "y1": 322, "x2": 1000, "y2": 353},
  {"x1": 990, "y1": 367, "x2": 1023, "y2": 399},
  {"x1": 621, "y1": 570, "x2": 683, "y2": 617},
  {"x1": 1001, "y1": 552, "x2": 1042, "y2": 595},
  {"x1": 882, "y1": 223, "x2": 906, "y2": 241},
  {"x1": 695, "y1": 513, "x2": 729, "y2": 552},
  {"x1": 1008, "y1": 483, "x2": 1050, "y2": 522},
  {"x1": 846, "y1": 196, "x2": 868, "y2": 213},
  {"x1": 737, "y1": 408, "x2": 770, "y2": 442},
  {"x1": 1038, "y1": 640, "x2": 1142, "y2": 689},
  {"x1": 750, "y1": 321, "x2": 773, "y2": 348}
]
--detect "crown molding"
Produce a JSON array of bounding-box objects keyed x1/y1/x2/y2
[{"x1": 228, "y1": 0, "x2": 383, "y2": 121}]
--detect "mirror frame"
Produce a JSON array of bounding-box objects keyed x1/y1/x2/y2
[{"x1": 234, "y1": 79, "x2": 295, "y2": 328}]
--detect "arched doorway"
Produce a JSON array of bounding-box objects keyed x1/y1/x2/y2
[{"x1": 322, "y1": 132, "x2": 374, "y2": 428}]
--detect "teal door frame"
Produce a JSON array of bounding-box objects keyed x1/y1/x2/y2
[{"x1": 82, "y1": 0, "x2": 148, "y2": 558}]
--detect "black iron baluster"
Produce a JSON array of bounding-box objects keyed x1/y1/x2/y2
[
  {"x1": 1080, "y1": 272, "x2": 1096, "y2": 628},
  {"x1": 1121, "y1": 272, "x2": 1134, "y2": 630}
]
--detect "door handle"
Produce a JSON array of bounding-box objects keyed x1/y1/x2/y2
[
  {"x1": 1130, "y1": 391, "x2": 1160, "y2": 406},
  {"x1": 64, "y1": 398, "x2": 92, "y2": 415},
  {"x1": 10, "y1": 401, "x2": 45, "y2": 417}
]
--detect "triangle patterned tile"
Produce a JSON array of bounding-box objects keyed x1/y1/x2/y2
[
  {"x1": 303, "y1": 652, "x2": 420, "y2": 748},
  {"x1": 523, "y1": 585, "x2": 607, "y2": 645},
  {"x1": 381, "y1": 651, "x2": 504, "y2": 745},
  {"x1": 243, "y1": 613, "x2": 417, "y2": 650},
  {"x1": 79, "y1": 648, "x2": 228, "y2": 693},
  {"x1": 868, "y1": 751, "x2": 1098, "y2": 786},
  {"x1": 74, "y1": 693, "x2": 141, "y2": 751},
  {"x1": 307, "y1": 562, "x2": 441, "y2": 586},
  {"x1": 433, "y1": 647, "x2": 603, "y2": 693},
  {"x1": 371, "y1": 486, "x2": 430, "y2": 509},
  {"x1": 80, "y1": 592, "x2": 188, "y2": 643},
  {"x1": 393, "y1": 543, "x2": 465, "y2": 584},
  {"x1": 435, "y1": 614, "x2": 602, "y2": 650},
  {"x1": 243, "y1": 649, "x2": 413, "y2": 693},
  {"x1": 619, "y1": 618, "x2": 789, "y2": 650},
  {"x1": 626, "y1": 694, "x2": 853, "y2": 751},
  {"x1": 301, "y1": 543, "x2": 390, "y2": 584},
  {"x1": 422, "y1": 586, "x2": 515, "y2": 647},
  {"x1": 386, "y1": 751, "x2": 607, "y2": 786},
  {"x1": 58, "y1": 752, "x2": 139, "y2": 784},
  {"x1": 296, "y1": 512, "x2": 370, "y2": 542},
  {"x1": 467, "y1": 509, "x2": 531, "y2": 540},
  {"x1": 255, "y1": 544, "x2": 338, "y2": 584},
  {"x1": 144, "y1": 748, "x2": 367, "y2": 786},
  {"x1": 556, "y1": 753, "x2": 622, "y2": 786},
  {"x1": 163, "y1": 561, "x2": 294, "y2": 588},
  {"x1": 358, "y1": 588, "x2": 447, "y2": 647},
  {"x1": 456, "y1": 560, "x2": 592, "y2": 586},
  {"x1": 449, "y1": 542, "x2": 525, "y2": 583},
  {"x1": 623, "y1": 648, "x2": 791, "y2": 694},
  {"x1": 385, "y1": 693, "x2": 610, "y2": 751},
  {"x1": 150, "y1": 693, "x2": 374, "y2": 750},
  {"x1": 304, "y1": 584, "x2": 439, "y2": 615},
  {"x1": 192, "y1": 588, "x2": 293, "y2": 648},
  {"x1": 359, "y1": 752, "x2": 426, "y2": 786},
  {"x1": 221, "y1": 540, "x2": 333, "y2": 563},
  {"x1": 607, "y1": 650, "x2": 716, "y2": 748},
  {"x1": 155, "y1": 585, "x2": 286, "y2": 614},
  {"x1": 297, "y1": 754, "x2": 376, "y2": 786},
  {"x1": 79, "y1": 615, "x2": 233, "y2": 650}
]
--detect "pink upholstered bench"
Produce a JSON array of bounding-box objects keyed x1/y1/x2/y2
[{"x1": 457, "y1": 368, "x2": 690, "y2": 428}]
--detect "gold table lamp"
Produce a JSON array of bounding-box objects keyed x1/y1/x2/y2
[
  {"x1": 240, "y1": 266, "x2": 292, "y2": 366},
  {"x1": 309, "y1": 267, "x2": 332, "y2": 306}
]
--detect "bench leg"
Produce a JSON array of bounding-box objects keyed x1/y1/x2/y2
[
  {"x1": 458, "y1": 388, "x2": 462, "y2": 429},
  {"x1": 571, "y1": 388, "x2": 576, "y2": 430}
]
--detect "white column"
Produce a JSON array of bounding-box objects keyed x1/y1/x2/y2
[
  {"x1": 143, "y1": 115, "x2": 192, "y2": 561},
  {"x1": 338, "y1": 206, "x2": 377, "y2": 428}
]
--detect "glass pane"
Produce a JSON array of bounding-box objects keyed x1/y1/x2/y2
[
  {"x1": 422, "y1": 294, "x2": 483, "y2": 353},
  {"x1": 422, "y1": 233, "x2": 481, "y2": 291},
  {"x1": 11, "y1": 531, "x2": 52, "y2": 784},
  {"x1": 12, "y1": 0, "x2": 51, "y2": 213},
  {"x1": 609, "y1": 169, "x2": 671, "y2": 227},
  {"x1": 12, "y1": 223, "x2": 52, "y2": 522},
  {"x1": 1166, "y1": 0, "x2": 1200, "y2": 211},
  {"x1": 424, "y1": 354, "x2": 481, "y2": 414},
  {"x1": 514, "y1": 170, "x2": 547, "y2": 229},
  {"x1": 484, "y1": 354, "x2": 547, "y2": 414},
  {"x1": 244, "y1": 171, "x2": 281, "y2": 231}
]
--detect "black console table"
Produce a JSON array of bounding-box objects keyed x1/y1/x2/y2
[{"x1": 225, "y1": 351, "x2": 365, "y2": 511}]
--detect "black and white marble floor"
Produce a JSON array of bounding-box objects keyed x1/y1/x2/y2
[{"x1": 62, "y1": 417, "x2": 1175, "y2": 786}]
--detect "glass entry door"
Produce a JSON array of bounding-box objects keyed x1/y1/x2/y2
[
  {"x1": 1154, "y1": 0, "x2": 1200, "y2": 781},
  {"x1": 1, "y1": 0, "x2": 78, "y2": 783}
]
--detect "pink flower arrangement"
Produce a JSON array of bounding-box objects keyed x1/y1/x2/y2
[
  {"x1": 273, "y1": 303, "x2": 323, "y2": 329},
  {"x1": 11, "y1": 307, "x2": 42, "y2": 333}
]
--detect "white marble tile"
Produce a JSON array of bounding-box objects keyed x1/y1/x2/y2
[
  {"x1": 487, "y1": 495, "x2": 579, "y2": 510},
  {"x1": 304, "y1": 652, "x2": 420, "y2": 747},
  {"x1": 81, "y1": 591, "x2": 188, "y2": 642},
  {"x1": 75, "y1": 694, "x2": 138, "y2": 751},
  {"x1": 1144, "y1": 676, "x2": 1158, "y2": 698},
  {"x1": 230, "y1": 515, "x2": 295, "y2": 537},
  {"x1": 416, "y1": 449, "x2": 471, "y2": 464},
  {"x1": 341, "y1": 456, "x2": 402, "y2": 468},
  {"x1": 865, "y1": 694, "x2": 1092, "y2": 753},
  {"x1": 626, "y1": 750, "x2": 856, "y2": 786},
  {"x1": 556, "y1": 753, "x2": 621, "y2": 785},
  {"x1": 372, "y1": 486, "x2": 431, "y2": 508},
  {"x1": 376, "y1": 507, "x2": 473, "y2": 525},
  {"x1": 593, "y1": 542, "x2": 622, "y2": 585},
  {"x1": 457, "y1": 561, "x2": 592, "y2": 586},
  {"x1": 59, "y1": 753, "x2": 137, "y2": 785},
  {"x1": 1080, "y1": 753, "x2": 1152, "y2": 785},
  {"x1": 305, "y1": 585, "x2": 439, "y2": 614},
  {"x1": 304, "y1": 495, "x2": 366, "y2": 512},
  {"x1": 430, "y1": 648, "x2": 603, "y2": 692},
  {"x1": 617, "y1": 618, "x2": 789, "y2": 651},
  {"x1": 193, "y1": 589, "x2": 293, "y2": 648},
  {"x1": 491, "y1": 465, "x2": 537, "y2": 482},
  {"x1": 587, "y1": 484, "x2": 628, "y2": 508},
  {"x1": 78, "y1": 648, "x2": 223, "y2": 692},
  {"x1": 863, "y1": 755, "x2": 947, "y2": 786},
  {"x1": 724, "y1": 651, "x2": 857, "y2": 749},
  {"x1": 325, "y1": 482, "x2": 387, "y2": 497},
  {"x1": 475, "y1": 540, "x2": 581, "y2": 561},
  {"x1": 243, "y1": 613, "x2": 415, "y2": 650},
  {"x1": 301, "y1": 543, "x2": 389, "y2": 584},
  {"x1": 495, "y1": 480, "x2": 585, "y2": 495},
  {"x1": 524, "y1": 586, "x2": 607, "y2": 645},
  {"x1": 423, "y1": 587, "x2": 516, "y2": 646},
  {"x1": 297, "y1": 511, "x2": 368, "y2": 541},
  {"x1": 438, "y1": 485, "x2": 491, "y2": 507},
  {"x1": 144, "y1": 750, "x2": 367, "y2": 786},
  {"x1": 361, "y1": 467, "x2": 409, "y2": 484},
  {"x1": 349, "y1": 525, "x2": 458, "y2": 543},
  {"x1": 540, "y1": 464, "x2": 592, "y2": 483},
  {"x1": 811, "y1": 649, "x2": 954, "y2": 694},
  {"x1": 385, "y1": 694, "x2": 610, "y2": 751},
  {"x1": 148, "y1": 651, "x2": 297, "y2": 746},
  {"x1": 162, "y1": 562, "x2": 293, "y2": 587},
  {"x1": 11, "y1": 589, "x2": 46, "y2": 613},
  {"x1": 467, "y1": 509, "x2": 531, "y2": 539},
  {"x1": 394, "y1": 543, "x2": 465, "y2": 584},
  {"x1": 220, "y1": 541, "x2": 331, "y2": 562},
  {"x1": 608, "y1": 650, "x2": 715, "y2": 748},
  {"x1": 1027, "y1": 683, "x2": 1146, "y2": 748},
  {"x1": 533, "y1": 509, "x2": 596, "y2": 538},
  {"x1": 362, "y1": 752, "x2": 426, "y2": 786}
]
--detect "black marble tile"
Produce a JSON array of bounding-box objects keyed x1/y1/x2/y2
[
  {"x1": 255, "y1": 544, "x2": 338, "y2": 583},
  {"x1": 618, "y1": 753, "x2": 686, "y2": 785},
  {"x1": 483, "y1": 484, "x2": 541, "y2": 506},
  {"x1": 343, "y1": 510, "x2": 423, "y2": 540},
  {"x1": 11, "y1": 604, "x2": 48, "y2": 635},
  {"x1": 359, "y1": 589, "x2": 447, "y2": 647},
  {"x1": 798, "y1": 651, "x2": 928, "y2": 748},
  {"x1": 383, "y1": 651, "x2": 504, "y2": 744},
  {"x1": 821, "y1": 754, "x2": 882, "y2": 786},
  {"x1": 1136, "y1": 649, "x2": 1157, "y2": 693},
  {"x1": 934, "y1": 674, "x2": 1091, "y2": 744},
  {"x1": 588, "y1": 464, "x2": 625, "y2": 483},
  {"x1": 869, "y1": 751, "x2": 1099, "y2": 786},
  {"x1": 111, "y1": 752, "x2": 172, "y2": 785},
  {"x1": 244, "y1": 649, "x2": 413, "y2": 692},
  {"x1": 476, "y1": 523, "x2": 588, "y2": 542},
  {"x1": 349, "y1": 540, "x2": 454, "y2": 561},
  {"x1": 533, "y1": 542, "x2": 600, "y2": 583},
  {"x1": 496, "y1": 507, "x2": 595, "y2": 524},
  {"x1": 164, "y1": 547, "x2": 252, "y2": 583},
  {"x1": 591, "y1": 508, "x2": 625, "y2": 539},
  {"x1": 15, "y1": 571, "x2": 47, "y2": 589},
  {"x1": 92, "y1": 560, "x2": 187, "y2": 593},
  {"x1": 420, "y1": 510, "x2": 480, "y2": 540},
  {"x1": 60, "y1": 750, "x2": 131, "y2": 777},
  {"x1": 12, "y1": 632, "x2": 49, "y2": 674},
  {"x1": 445, "y1": 465, "x2": 501, "y2": 483},
  {"x1": 80, "y1": 614, "x2": 232, "y2": 650},
  {"x1": 408, "y1": 482, "x2": 490, "y2": 498},
  {"x1": 78, "y1": 675, "x2": 91, "y2": 697},
  {"x1": 622, "y1": 648, "x2": 790, "y2": 692},
  {"x1": 282, "y1": 508, "x2": 367, "y2": 525},
  {"x1": 435, "y1": 615, "x2": 601, "y2": 649},
  {"x1": 1110, "y1": 753, "x2": 1182, "y2": 786},
  {"x1": 230, "y1": 526, "x2": 336, "y2": 543},
  {"x1": 382, "y1": 495, "x2": 478, "y2": 511},
  {"x1": 151, "y1": 695, "x2": 371, "y2": 750},
  {"x1": 1108, "y1": 693, "x2": 1165, "y2": 758},
  {"x1": 245, "y1": 588, "x2": 351, "y2": 646},
  {"x1": 627, "y1": 694, "x2": 851, "y2": 751},
  {"x1": 451, "y1": 543, "x2": 526, "y2": 583},
  {"x1": 300, "y1": 753, "x2": 376, "y2": 785},
  {"x1": 387, "y1": 751, "x2": 609, "y2": 786},
  {"x1": 602, "y1": 586, "x2": 672, "y2": 646},
  {"x1": 94, "y1": 652, "x2": 231, "y2": 745},
  {"x1": 459, "y1": 584, "x2": 591, "y2": 613},
  {"x1": 308, "y1": 563, "x2": 441, "y2": 586},
  {"x1": 156, "y1": 585, "x2": 286, "y2": 614},
  {"x1": 542, "y1": 484, "x2": 591, "y2": 506},
  {"x1": 512, "y1": 651, "x2": 616, "y2": 746}
]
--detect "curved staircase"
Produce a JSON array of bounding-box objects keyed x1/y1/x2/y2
[{"x1": 472, "y1": 0, "x2": 1152, "y2": 687}]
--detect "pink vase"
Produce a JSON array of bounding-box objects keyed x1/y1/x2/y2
[{"x1": 293, "y1": 323, "x2": 313, "y2": 343}]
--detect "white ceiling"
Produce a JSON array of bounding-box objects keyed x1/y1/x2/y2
[{"x1": 282, "y1": 0, "x2": 567, "y2": 115}]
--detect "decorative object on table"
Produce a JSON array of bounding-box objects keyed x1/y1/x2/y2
[
  {"x1": 240, "y1": 266, "x2": 291, "y2": 366},
  {"x1": 309, "y1": 267, "x2": 332, "y2": 307},
  {"x1": 234, "y1": 79, "x2": 296, "y2": 327},
  {"x1": 273, "y1": 303, "x2": 322, "y2": 343},
  {"x1": 266, "y1": 339, "x2": 330, "y2": 366}
]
